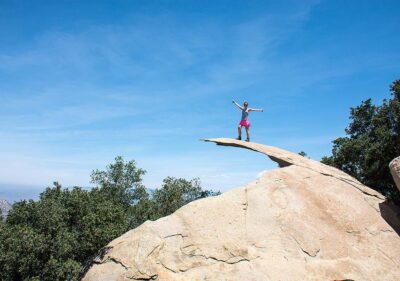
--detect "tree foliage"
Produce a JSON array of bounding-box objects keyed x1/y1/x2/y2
[
  {"x1": 0, "y1": 157, "x2": 218, "y2": 281},
  {"x1": 153, "y1": 177, "x2": 220, "y2": 218},
  {"x1": 322, "y1": 79, "x2": 400, "y2": 204},
  {"x1": 90, "y1": 156, "x2": 147, "y2": 207},
  {"x1": 298, "y1": 151, "x2": 309, "y2": 158}
]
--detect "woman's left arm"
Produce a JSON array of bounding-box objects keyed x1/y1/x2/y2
[{"x1": 249, "y1": 108, "x2": 264, "y2": 112}]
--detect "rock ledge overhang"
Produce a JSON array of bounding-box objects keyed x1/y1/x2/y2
[{"x1": 203, "y1": 138, "x2": 384, "y2": 200}]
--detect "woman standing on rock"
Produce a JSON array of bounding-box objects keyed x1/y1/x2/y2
[{"x1": 232, "y1": 100, "x2": 264, "y2": 142}]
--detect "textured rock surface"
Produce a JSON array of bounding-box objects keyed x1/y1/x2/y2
[
  {"x1": 81, "y1": 138, "x2": 400, "y2": 281},
  {"x1": 390, "y1": 156, "x2": 400, "y2": 192},
  {"x1": 0, "y1": 198, "x2": 12, "y2": 219}
]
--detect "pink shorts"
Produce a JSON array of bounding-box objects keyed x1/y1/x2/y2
[{"x1": 239, "y1": 119, "x2": 250, "y2": 128}]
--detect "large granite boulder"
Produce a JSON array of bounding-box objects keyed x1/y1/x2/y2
[
  {"x1": 390, "y1": 156, "x2": 400, "y2": 192},
  {"x1": 81, "y1": 138, "x2": 400, "y2": 281}
]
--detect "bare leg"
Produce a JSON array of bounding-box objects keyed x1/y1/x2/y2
[
  {"x1": 237, "y1": 125, "x2": 242, "y2": 139},
  {"x1": 245, "y1": 126, "x2": 250, "y2": 141}
]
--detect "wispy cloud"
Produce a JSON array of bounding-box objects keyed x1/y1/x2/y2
[
  {"x1": 4, "y1": 0, "x2": 398, "y2": 200},
  {"x1": 2, "y1": 8, "x2": 313, "y2": 140},
  {"x1": 0, "y1": 2, "x2": 321, "y2": 191}
]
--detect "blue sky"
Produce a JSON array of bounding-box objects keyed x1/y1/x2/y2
[{"x1": 1, "y1": 0, "x2": 399, "y2": 202}]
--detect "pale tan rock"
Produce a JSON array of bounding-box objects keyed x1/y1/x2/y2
[
  {"x1": 0, "y1": 198, "x2": 12, "y2": 219},
  {"x1": 81, "y1": 138, "x2": 400, "y2": 281},
  {"x1": 390, "y1": 156, "x2": 400, "y2": 192}
]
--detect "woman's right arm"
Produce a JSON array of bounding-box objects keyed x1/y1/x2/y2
[{"x1": 232, "y1": 100, "x2": 243, "y2": 110}]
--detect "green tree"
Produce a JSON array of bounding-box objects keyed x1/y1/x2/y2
[
  {"x1": 152, "y1": 177, "x2": 220, "y2": 218},
  {"x1": 0, "y1": 182, "x2": 129, "y2": 281},
  {"x1": 298, "y1": 151, "x2": 309, "y2": 158},
  {"x1": 127, "y1": 177, "x2": 219, "y2": 228},
  {"x1": 322, "y1": 79, "x2": 400, "y2": 204},
  {"x1": 128, "y1": 192, "x2": 157, "y2": 228},
  {"x1": 90, "y1": 156, "x2": 147, "y2": 207},
  {"x1": 0, "y1": 156, "x2": 219, "y2": 280}
]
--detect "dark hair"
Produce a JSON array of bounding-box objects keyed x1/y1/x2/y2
[{"x1": 244, "y1": 101, "x2": 249, "y2": 106}]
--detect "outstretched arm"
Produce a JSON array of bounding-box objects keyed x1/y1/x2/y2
[
  {"x1": 249, "y1": 108, "x2": 264, "y2": 112},
  {"x1": 232, "y1": 100, "x2": 243, "y2": 110}
]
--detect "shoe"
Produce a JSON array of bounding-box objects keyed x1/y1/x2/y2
[
  {"x1": 236, "y1": 137, "x2": 241, "y2": 140},
  {"x1": 245, "y1": 138, "x2": 250, "y2": 142}
]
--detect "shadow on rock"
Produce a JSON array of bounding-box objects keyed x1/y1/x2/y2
[{"x1": 379, "y1": 200, "x2": 400, "y2": 235}]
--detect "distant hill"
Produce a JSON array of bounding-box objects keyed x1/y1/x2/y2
[
  {"x1": 0, "y1": 198, "x2": 12, "y2": 219},
  {"x1": 0, "y1": 183, "x2": 42, "y2": 202}
]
